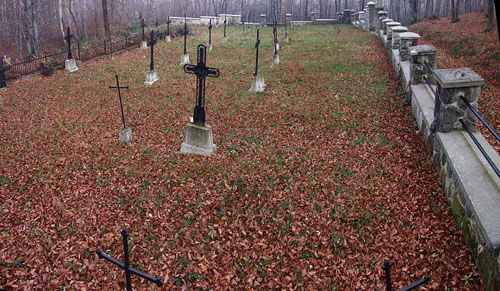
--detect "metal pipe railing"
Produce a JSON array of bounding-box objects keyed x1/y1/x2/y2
[{"x1": 459, "y1": 95, "x2": 500, "y2": 143}]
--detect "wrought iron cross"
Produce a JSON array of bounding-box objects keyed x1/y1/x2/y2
[
  {"x1": 97, "y1": 229, "x2": 163, "y2": 291},
  {"x1": 254, "y1": 29, "x2": 260, "y2": 76},
  {"x1": 109, "y1": 75, "x2": 129, "y2": 129},
  {"x1": 183, "y1": 13, "x2": 188, "y2": 55},
  {"x1": 167, "y1": 16, "x2": 171, "y2": 36},
  {"x1": 184, "y1": 44, "x2": 220, "y2": 125},
  {"x1": 223, "y1": 14, "x2": 227, "y2": 38},
  {"x1": 0, "y1": 57, "x2": 10, "y2": 89},
  {"x1": 64, "y1": 26, "x2": 74, "y2": 60},
  {"x1": 208, "y1": 19, "x2": 213, "y2": 45},
  {"x1": 148, "y1": 30, "x2": 157, "y2": 71},
  {"x1": 141, "y1": 18, "x2": 146, "y2": 41},
  {"x1": 273, "y1": 22, "x2": 278, "y2": 54}
]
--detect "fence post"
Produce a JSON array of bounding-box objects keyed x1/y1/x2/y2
[{"x1": 409, "y1": 45, "x2": 437, "y2": 85}]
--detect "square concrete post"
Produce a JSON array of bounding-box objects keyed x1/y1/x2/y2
[
  {"x1": 381, "y1": 19, "x2": 393, "y2": 35},
  {"x1": 409, "y1": 45, "x2": 437, "y2": 85},
  {"x1": 311, "y1": 12, "x2": 317, "y2": 23},
  {"x1": 260, "y1": 14, "x2": 266, "y2": 26},
  {"x1": 367, "y1": 2, "x2": 376, "y2": 31},
  {"x1": 399, "y1": 32, "x2": 420, "y2": 61},
  {"x1": 391, "y1": 26, "x2": 408, "y2": 49},
  {"x1": 431, "y1": 68, "x2": 485, "y2": 132},
  {"x1": 343, "y1": 9, "x2": 352, "y2": 24}
]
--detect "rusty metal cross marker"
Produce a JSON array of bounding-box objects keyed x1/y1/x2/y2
[
  {"x1": 109, "y1": 75, "x2": 129, "y2": 129},
  {"x1": 64, "y1": 26, "x2": 74, "y2": 59},
  {"x1": 97, "y1": 229, "x2": 163, "y2": 291},
  {"x1": 184, "y1": 44, "x2": 220, "y2": 125}
]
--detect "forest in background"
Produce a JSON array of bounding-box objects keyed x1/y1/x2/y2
[{"x1": 0, "y1": 0, "x2": 495, "y2": 60}]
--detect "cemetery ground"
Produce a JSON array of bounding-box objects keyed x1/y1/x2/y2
[{"x1": 0, "y1": 25, "x2": 484, "y2": 289}]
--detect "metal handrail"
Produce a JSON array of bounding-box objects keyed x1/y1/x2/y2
[
  {"x1": 460, "y1": 119, "x2": 500, "y2": 179},
  {"x1": 459, "y1": 95, "x2": 500, "y2": 143}
]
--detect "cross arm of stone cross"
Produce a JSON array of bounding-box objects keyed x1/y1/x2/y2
[{"x1": 183, "y1": 64, "x2": 220, "y2": 78}]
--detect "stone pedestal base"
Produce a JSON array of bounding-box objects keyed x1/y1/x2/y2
[
  {"x1": 119, "y1": 128, "x2": 132, "y2": 143},
  {"x1": 208, "y1": 44, "x2": 213, "y2": 51},
  {"x1": 65, "y1": 59, "x2": 78, "y2": 73},
  {"x1": 140, "y1": 41, "x2": 148, "y2": 49},
  {"x1": 166, "y1": 35, "x2": 172, "y2": 42},
  {"x1": 0, "y1": 87, "x2": 8, "y2": 93},
  {"x1": 144, "y1": 70, "x2": 158, "y2": 86},
  {"x1": 275, "y1": 42, "x2": 280, "y2": 51},
  {"x1": 271, "y1": 54, "x2": 280, "y2": 66},
  {"x1": 180, "y1": 54, "x2": 190, "y2": 65},
  {"x1": 249, "y1": 74, "x2": 266, "y2": 92},
  {"x1": 180, "y1": 122, "x2": 216, "y2": 156},
  {"x1": 222, "y1": 36, "x2": 227, "y2": 43},
  {"x1": 284, "y1": 35, "x2": 289, "y2": 43}
]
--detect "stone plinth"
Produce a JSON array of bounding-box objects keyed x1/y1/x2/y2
[
  {"x1": 144, "y1": 70, "x2": 158, "y2": 86},
  {"x1": 119, "y1": 128, "x2": 132, "y2": 143},
  {"x1": 140, "y1": 41, "x2": 148, "y2": 49},
  {"x1": 260, "y1": 14, "x2": 266, "y2": 26},
  {"x1": 166, "y1": 35, "x2": 172, "y2": 42},
  {"x1": 386, "y1": 22, "x2": 402, "y2": 41},
  {"x1": 311, "y1": 12, "x2": 317, "y2": 23},
  {"x1": 390, "y1": 26, "x2": 408, "y2": 49},
  {"x1": 399, "y1": 32, "x2": 420, "y2": 61},
  {"x1": 180, "y1": 122, "x2": 216, "y2": 156},
  {"x1": 381, "y1": 19, "x2": 393, "y2": 35},
  {"x1": 431, "y1": 68, "x2": 485, "y2": 132},
  {"x1": 367, "y1": 2, "x2": 376, "y2": 31},
  {"x1": 249, "y1": 73, "x2": 266, "y2": 92},
  {"x1": 271, "y1": 53, "x2": 280, "y2": 66},
  {"x1": 343, "y1": 9, "x2": 353, "y2": 24},
  {"x1": 65, "y1": 58, "x2": 78, "y2": 73},
  {"x1": 180, "y1": 54, "x2": 190, "y2": 65},
  {"x1": 208, "y1": 43, "x2": 213, "y2": 51},
  {"x1": 222, "y1": 36, "x2": 227, "y2": 43},
  {"x1": 409, "y1": 45, "x2": 438, "y2": 85}
]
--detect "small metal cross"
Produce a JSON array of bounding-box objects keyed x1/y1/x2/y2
[
  {"x1": 148, "y1": 30, "x2": 157, "y2": 71},
  {"x1": 254, "y1": 29, "x2": 261, "y2": 76},
  {"x1": 109, "y1": 75, "x2": 129, "y2": 129},
  {"x1": 223, "y1": 14, "x2": 227, "y2": 38},
  {"x1": 97, "y1": 229, "x2": 163, "y2": 291},
  {"x1": 0, "y1": 57, "x2": 11, "y2": 89},
  {"x1": 64, "y1": 26, "x2": 74, "y2": 60},
  {"x1": 184, "y1": 44, "x2": 220, "y2": 125},
  {"x1": 208, "y1": 19, "x2": 213, "y2": 45},
  {"x1": 183, "y1": 13, "x2": 188, "y2": 55},
  {"x1": 141, "y1": 17, "x2": 146, "y2": 41},
  {"x1": 166, "y1": 16, "x2": 171, "y2": 36}
]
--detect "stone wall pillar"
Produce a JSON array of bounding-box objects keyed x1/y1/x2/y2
[
  {"x1": 359, "y1": 11, "x2": 365, "y2": 28},
  {"x1": 286, "y1": 14, "x2": 292, "y2": 29},
  {"x1": 399, "y1": 32, "x2": 420, "y2": 61},
  {"x1": 367, "y1": 2, "x2": 376, "y2": 31},
  {"x1": 381, "y1": 19, "x2": 393, "y2": 35},
  {"x1": 391, "y1": 26, "x2": 408, "y2": 49},
  {"x1": 311, "y1": 12, "x2": 317, "y2": 23},
  {"x1": 386, "y1": 22, "x2": 401, "y2": 42},
  {"x1": 377, "y1": 11, "x2": 388, "y2": 30},
  {"x1": 260, "y1": 14, "x2": 266, "y2": 26},
  {"x1": 409, "y1": 45, "x2": 437, "y2": 85},
  {"x1": 431, "y1": 68, "x2": 485, "y2": 132}
]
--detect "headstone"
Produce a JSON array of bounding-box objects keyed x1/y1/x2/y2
[
  {"x1": 180, "y1": 13, "x2": 190, "y2": 65},
  {"x1": 367, "y1": 2, "x2": 376, "y2": 31},
  {"x1": 140, "y1": 17, "x2": 148, "y2": 49},
  {"x1": 399, "y1": 32, "x2": 420, "y2": 61},
  {"x1": 208, "y1": 19, "x2": 213, "y2": 51},
  {"x1": 343, "y1": 9, "x2": 353, "y2": 24},
  {"x1": 109, "y1": 75, "x2": 132, "y2": 143},
  {"x1": 145, "y1": 30, "x2": 159, "y2": 86},
  {"x1": 64, "y1": 26, "x2": 78, "y2": 73},
  {"x1": 0, "y1": 57, "x2": 10, "y2": 91},
  {"x1": 409, "y1": 45, "x2": 438, "y2": 85},
  {"x1": 166, "y1": 16, "x2": 172, "y2": 42},
  {"x1": 222, "y1": 14, "x2": 228, "y2": 43},
  {"x1": 180, "y1": 44, "x2": 220, "y2": 156},
  {"x1": 260, "y1": 14, "x2": 266, "y2": 26},
  {"x1": 249, "y1": 29, "x2": 266, "y2": 93},
  {"x1": 431, "y1": 68, "x2": 484, "y2": 132},
  {"x1": 390, "y1": 26, "x2": 408, "y2": 50}
]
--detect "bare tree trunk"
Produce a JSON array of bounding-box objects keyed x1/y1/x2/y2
[
  {"x1": 485, "y1": 0, "x2": 494, "y2": 31},
  {"x1": 304, "y1": 0, "x2": 309, "y2": 20},
  {"x1": 411, "y1": 0, "x2": 418, "y2": 23},
  {"x1": 102, "y1": 0, "x2": 111, "y2": 42},
  {"x1": 451, "y1": 0, "x2": 460, "y2": 22}
]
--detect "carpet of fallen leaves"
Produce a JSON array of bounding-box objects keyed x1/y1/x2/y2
[
  {"x1": 0, "y1": 25, "x2": 483, "y2": 289},
  {"x1": 409, "y1": 12, "x2": 500, "y2": 153}
]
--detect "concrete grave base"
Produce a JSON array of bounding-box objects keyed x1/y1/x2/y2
[
  {"x1": 180, "y1": 122, "x2": 216, "y2": 156},
  {"x1": 119, "y1": 128, "x2": 132, "y2": 143},
  {"x1": 222, "y1": 36, "x2": 227, "y2": 43},
  {"x1": 275, "y1": 42, "x2": 280, "y2": 51},
  {"x1": 271, "y1": 54, "x2": 280, "y2": 66},
  {"x1": 284, "y1": 35, "x2": 289, "y2": 43},
  {"x1": 65, "y1": 59, "x2": 78, "y2": 73},
  {"x1": 166, "y1": 35, "x2": 172, "y2": 42},
  {"x1": 249, "y1": 74, "x2": 266, "y2": 92},
  {"x1": 144, "y1": 70, "x2": 158, "y2": 86},
  {"x1": 180, "y1": 54, "x2": 190, "y2": 65},
  {"x1": 140, "y1": 41, "x2": 148, "y2": 49},
  {"x1": 0, "y1": 87, "x2": 8, "y2": 93},
  {"x1": 208, "y1": 44, "x2": 213, "y2": 51}
]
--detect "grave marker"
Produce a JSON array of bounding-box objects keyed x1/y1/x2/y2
[
  {"x1": 140, "y1": 17, "x2": 148, "y2": 49},
  {"x1": 271, "y1": 21, "x2": 280, "y2": 66},
  {"x1": 249, "y1": 29, "x2": 266, "y2": 92},
  {"x1": 208, "y1": 19, "x2": 213, "y2": 51},
  {"x1": 222, "y1": 14, "x2": 228, "y2": 43},
  {"x1": 180, "y1": 13, "x2": 190, "y2": 65},
  {"x1": 166, "y1": 16, "x2": 172, "y2": 42},
  {"x1": 109, "y1": 75, "x2": 132, "y2": 143},
  {"x1": 0, "y1": 57, "x2": 11, "y2": 91},
  {"x1": 180, "y1": 44, "x2": 220, "y2": 156},
  {"x1": 64, "y1": 26, "x2": 78, "y2": 72},
  {"x1": 97, "y1": 229, "x2": 163, "y2": 291},
  {"x1": 144, "y1": 30, "x2": 159, "y2": 86}
]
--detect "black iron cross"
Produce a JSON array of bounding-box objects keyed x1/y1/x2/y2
[
  {"x1": 141, "y1": 18, "x2": 146, "y2": 41},
  {"x1": 273, "y1": 22, "x2": 278, "y2": 54},
  {"x1": 109, "y1": 75, "x2": 129, "y2": 129},
  {"x1": 184, "y1": 44, "x2": 220, "y2": 125},
  {"x1": 183, "y1": 13, "x2": 188, "y2": 55},
  {"x1": 97, "y1": 229, "x2": 163, "y2": 291},
  {"x1": 223, "y1": 14, "x2": 227, "y2": 38},
  {"x1": 208, "y1": 19, "x2": 213, "y2": 45},
  {"x1": 64, "y1": 26, "x2": 74, "y2": 60},
  {"x1": 0, "y1": 57, "x2": 10, "y2": 89},
  {"x1": 167, "y1": 16, "x2": 171, "y2": 36},
  {"x1": 148, "y1": 30, "x2": 157, "y2": 71},
  {"x1": 254, "y1": 29, "x2": 260, "y2": 76}
]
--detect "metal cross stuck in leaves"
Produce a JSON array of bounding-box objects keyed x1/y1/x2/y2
[
  {"x1": 64, "y1": 26, "x2": 74, "y2": 60},
  {"x1": 184, "y1": 44, "x2": 220, "y2": 125},
  {"x1": 97, "y1": 229, "x2": 163, "y2": 291},
  {"x1": 148, "y1": 30, "x2": 157, "y2": 71},
  {"x1": 141, "y1": 17, "x2": 146, "y2": 41},
  {"x1": 167, "y1": 16, "x2": 171, "y2": 36},
  {"x1": 0, "y1": 57, "x2": 11, "y2": 88},
  {"x1": 208, "y1": 19, "x2": 213, "y2": 45},
  {"x1": 109, "y1": 75, "x2": 129, "y2": 129},
  {"x1": 254, "y1": 29, "x2": 261, "y2": 76}
]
